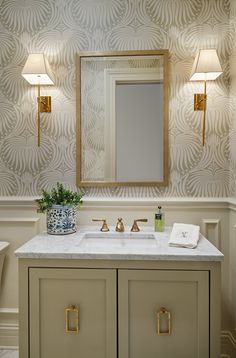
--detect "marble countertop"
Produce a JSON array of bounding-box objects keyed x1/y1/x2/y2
[{"x1": 14, "y1": 226, "x2": 224, "y2": 261}]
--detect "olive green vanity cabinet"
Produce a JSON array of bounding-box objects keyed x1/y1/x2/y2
[
  {"x1": 19, "y1": 260, "x2": 220, "y2": 358},
  {"x1": 118, "y1": 269, "x2": 209, "y2": 358},
  {"x1": 28, "y1": 268, "x2": 116, "y2": 358}
]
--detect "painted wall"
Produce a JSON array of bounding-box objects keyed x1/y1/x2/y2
[{"x1": 0, "y1": 0, "x2": 232, "y2": 197}]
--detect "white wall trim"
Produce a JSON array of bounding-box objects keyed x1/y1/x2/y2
[
  {"x1": 0, "y1": 308, "x2": 18, "y2": 314},
  {"x1": 0, "y1": 308, "x2": 19, "y2": 324},
  {"x1": 0, "y1": 217, "x2": 40, "y2": 223},
  {"x1": 0, "y1": 197, "x2": 38, "y2": 209},
  {"x1": 0, "y1": 195, "x2": 234, "y2": 205},
  {"x1": 201, "y1": 219, "x2": 221, "y2": 249},
  {"x1": 0, "y1": 308, "x2": 19, "y2": 348},
  {"x1": 227, "y1": 198, "x2": 236, "y2": 211},
  {"x1": 82, "y1": 197, "x2": 231, "y2": 211}
]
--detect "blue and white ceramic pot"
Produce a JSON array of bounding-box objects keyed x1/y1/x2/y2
[{"x1": 47, "y1": 205, "x2": 77, "y2": 235}]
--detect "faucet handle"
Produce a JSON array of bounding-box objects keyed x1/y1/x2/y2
[
  {"x1": 131, "y1": 219, "x2": 148, "y2": 232},
  {"x1": 92, "y1": 219, "x2": 109, "y2": 232},
  {"x1": 116, "y1": 218, "x2": 125, "y2": 232}
]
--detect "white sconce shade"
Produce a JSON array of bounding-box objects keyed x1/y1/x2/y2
[
  {"x1": 21, "y1": 53, "x2": 54, "y2": 85},
  {"x1": 190, "y1": 49, "x2": 223, "y2": 81}
]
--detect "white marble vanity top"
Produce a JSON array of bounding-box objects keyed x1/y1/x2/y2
[{"x1": 14, "y1": 226, "x2": 224, "y2": 261}]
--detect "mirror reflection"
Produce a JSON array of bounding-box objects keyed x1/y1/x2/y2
[{"x1": 77, "y1": 50, "x2": 169, "y2": 187}]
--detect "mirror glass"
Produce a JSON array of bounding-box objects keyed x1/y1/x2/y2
[{"x1": 77, "y1": 50, "x2": 169, "y2": 187}]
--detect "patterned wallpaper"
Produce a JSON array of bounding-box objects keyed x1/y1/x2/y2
[
  {"x1": 0, "y1": 0, "x2": 233, "y2": 197},
  {"x1": 230, "y1": 0, "x2": 236, "y2": 197}
]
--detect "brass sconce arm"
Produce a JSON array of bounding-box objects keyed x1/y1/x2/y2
[
  {"x1": 37, "y1": 84, "x2": 51, "y2": 146},
  {"x1": 190, "y1": 49, "x2": 223, "y2": 146},
  {"x1": 21, "y1": 53, "x2": 54, "y2": 147},
  {"x1": 193, "y1": 80, "x2": 207, "y2": 146}
]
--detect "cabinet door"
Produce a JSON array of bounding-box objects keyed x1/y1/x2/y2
[
  {"x1": 118, "y1": 269, "x2": 209, "y2": 358},
  {"x1": 29, "y1": 268, "x2": 116, "y2": 358}
]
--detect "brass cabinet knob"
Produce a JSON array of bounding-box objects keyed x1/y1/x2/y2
[{"x1": 92, "y1": 219, "x2": 109, "y2": 232}]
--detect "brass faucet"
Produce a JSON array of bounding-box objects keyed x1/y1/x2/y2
[
  {"x1": 92, "y1": 219, "x2": 109, "y2": 232},
  {"x1": 115, "y1": 218, "x2": 125, "y2": 232},
  {"x1": 131, "y1": 219, "x2": 148, "y2": 232}
]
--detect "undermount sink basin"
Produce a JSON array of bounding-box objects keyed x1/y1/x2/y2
[{"x1": 79, "y1": 232, "x2": 157, "y2": 250}]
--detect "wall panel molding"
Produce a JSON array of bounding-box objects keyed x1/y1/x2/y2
[
  {"x1": 201, "y1": 219, "x2": 221, "y2": 249},
  {"x1": 0, "y1": 216, "x2": 41, "y2": 238}
]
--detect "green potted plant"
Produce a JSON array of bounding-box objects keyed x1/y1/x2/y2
[{"x1": 36, "y1": 182, "x2": 83, "y2": 235}]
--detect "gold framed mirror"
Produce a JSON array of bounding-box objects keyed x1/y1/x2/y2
[{"x1": 76, "y1": 50, "x2": 169, "y2": 187}]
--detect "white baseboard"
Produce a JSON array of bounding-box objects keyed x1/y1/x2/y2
[
  {"x1": 0, "y1": 324, "x2": 18, "y2": 348},
  {"x1": 0, "y1": 309, "x2": 18, "y2": 348}
]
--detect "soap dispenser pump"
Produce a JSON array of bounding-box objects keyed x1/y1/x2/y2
[{"x1": 155, "y1": 206, "x2": 165, "y2": 232}]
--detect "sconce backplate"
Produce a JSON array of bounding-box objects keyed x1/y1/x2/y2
[
  {"x1": 38, "y1": 96, "x2": 51, "y2": 112},
  {"x1": 194, "y1": 93, "x2": 207, "y2": 111}
]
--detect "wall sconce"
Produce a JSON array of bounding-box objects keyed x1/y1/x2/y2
[
  {"x1": 190, "y1": 49, "x2": 223, "y2": 146},
  {"x1": 21, "y1": 54, "x2": 54, "y2": 146}
]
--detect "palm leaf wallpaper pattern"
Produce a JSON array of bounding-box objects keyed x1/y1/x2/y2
[{"x1": 0, "y1": 0, "x2": 235, "y2": 197}]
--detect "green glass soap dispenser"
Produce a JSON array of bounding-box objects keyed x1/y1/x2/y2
[{"x1": 155, "y1": 206, "x2": 165, "y2": 232}]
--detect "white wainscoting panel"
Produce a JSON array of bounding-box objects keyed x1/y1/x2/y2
[
  {"x1": 201, "y1": 219, "x2": 221, "y2": 249},
  {"x1": 0, "y1": 213, "x2": 41, "y2": 348}
]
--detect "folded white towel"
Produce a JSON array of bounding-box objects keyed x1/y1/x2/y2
[{"x1": 168, "y1": 223, "x2": 200, "y2": 249}]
